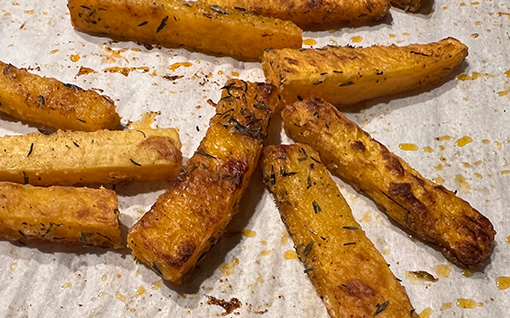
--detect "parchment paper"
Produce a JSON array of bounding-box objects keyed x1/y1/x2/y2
[{"x1": 0, "y1": 1, "x2": 509, "y2": 317}]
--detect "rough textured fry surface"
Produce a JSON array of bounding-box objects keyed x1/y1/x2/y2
[
  {"x1": 261, "y1": 144, "x2": 418, "y2": 318},
  {"x1": 200, "y1": 0, "x2": 390, "y2": 30},
  {"x1": 0, "y1": 61, "x2": 120, "y2": 131},
  {"x1": 0, "y1": 181, "x2": 121, "y2": 248},
  {"x1": 263, "y1": 37, "x2": 468, "y2": 107},
  {"x1": 68, "y1": 0, "x2": 302, "y2": 61},
  {"x1": 390, "y1": 0, "x2": 421, "y2": 12},
  {"x1": 128, "y1": 79, "x2": 276, "y2": 284},
  {"x1": 0, "y1": 128, "x2": 182, "y2": 186},
  {"x1": 282, "y1": 97, "x2": 495, "y2": 268}
]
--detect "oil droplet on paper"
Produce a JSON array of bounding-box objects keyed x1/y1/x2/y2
[
  {"x1": 136, "y1": 286, "x2": 146, "y2": 297},
  {"x1": 24, "y1": 9, "x2": 34, "y2": 14},
  {"x1": 498, "y1": 90, "x2": 509, "y2": 97},
  {"x1": 457, "y1": 298, "x2": 476, "y2": 309},
  {"x1": 455, "y1": 174, "x2": 471, "y2": 191},
  {"x1": 9, "y1": 263, "x2": 17, "y2": 272},
  {"x1": 115, "y1": 291, "x2": 127, "y2": 303},
  {"x1": 361, "y1": 212, "x2": 371, "y2": 222},
  {"x1": 151, "y1": 280, "x2": 162, "y2": 290},
  {"x1": 219, "y1": 257, "x2": 239, "y2": 276},
  {"x1": 77, "y1": 66, "x2": 96, "y2": 76},
  {"x1": 474, "y1": 160, "x2": 483, "y2": 166},
  {"x1": 128, "y1": 111, "x2": 160, "y2": 130},
  {"x1": 482, "y1": 139, "x2": 490, "y2": 144},
  {"x1": 101, "y1": 274, "x2": 108, "y2": 281},
  {"x1": 456, "y1": 72, "x2": 493, "y2": 81},
  {"x1": 329, "y1": 39, "x2": 338, "y2": 46},
  {"x1": 474, "y1": 172, "x2": 483, "y2": 179},
  {"x1": 500, "y1": 170, "x2": 510, "y2": 175},
  {"x1": 433, "y1": 176, "x2": 445, "y2": 184},
  {"x1": 436, "y1": 135, "x2": 451, "y2": 141},
  {"x1": 168, "y1": 62, "x2": 192, "y2": 71},
  {"x1": 284, "y1": 250, "x2": 298, "y2": 259},
  {"x1": 435, "y1": 264, "x2": 452, "y2": 278},
  {"x1": 506, "y1": 235, "x2": 510, "y2": 244},
  {"x1": 231, "y1": 71, "x2": 239, "y2": 77},
  {"x1": 351, "y1": 36, "x2": 363, "y2": 43},
  {"x1": 462, "y1": 269, "x2": 474, "y2": 277},
  {"x1": 441, "y1": 302, "x2": 453, "y2": 310},
  {"x1": 303, "y1": 38, "x2": 317, "y2": 46},
  {"x1": 419, "y1": 307, "x2": 432, "y2": 318},
  {"x1": 70, "y1": 54, "x2": 80, "y2": 62},
  {"x1": 496, "y1": 276, "x2": 510, "y2": 290},
  {"x1": 50, "y1": 49, "x2": 59, "y2": 54},
  {"x1": 103, "y1": 66, "x2": 150, "y2": 77},
  {"x1": 399, "y1": 143, "x2": 418, "y2": 151},
  {"x1": 242, "y1": 229, "x2": 256, "y2": 237},
  {"x1": 423, "y1": 146, "x2": 434, "y2": 153},
  {"x1": 281, "y1": 233, "x2": 289, "y2": 245},
  {"x1": 462, "y1": 162, "x2": 472, "y2": 168},
  {"x1": 406, "y1": 271, "x2": 438, "y2": 285},
  {"x1": 61, "y1": 282, "x2": 72, "y2": 289},
  {"x1": 258, "y1": 250, "x2": 272, "y2": 257},
  {"x1": 494, "y1": 141, "x2": 502, "y2": 149},
  {"x1": 505, "y1": 69, "x2": 510, "y2": 78},
  {"x1": 434, "y1": 164, "x2": 444, "y2": 171},
  {"x1": 456, "y1": 136, "x2": 472, "y2": 147}
]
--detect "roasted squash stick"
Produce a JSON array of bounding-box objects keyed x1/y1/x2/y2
[
  {"x1": 261, "y1": 144, "x2": 419, "y2": 318},
  {"x1": 128, "y1": 79, "x2": 276, "y2": 284},
  {"x1": 263, "y1": 37, "x2": 468, "y2": 107},
  {"x1": 282, "y1": 97, "x2": 495, "y2": 268},
  {"x1": 68, "y1": 0, "x2": 302, "y2": 61},
  {"x1": 0, "y1": 128, "x2": 182, "y2": 186},
  {"x1": 200, "y1": 0, "x2": 390, "y2": 30},
  {"x1": 0, "y1": 61, "x2": 120, "y2": 131},
  {"x1": 0, "y1": 181, "x2": 121, "y2": 248}
]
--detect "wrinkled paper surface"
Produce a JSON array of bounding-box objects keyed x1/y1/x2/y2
[{"x1": 0, "y1": 1, "x2": 509, "y2": 317}]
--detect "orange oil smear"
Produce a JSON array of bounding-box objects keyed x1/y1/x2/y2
[
  {"x1": 136, "y1": 286, "x2": 146, "y2": 297},
  {"x1": 456, "y1": 72, "x2": 493, "y2": 81},
  {"x1": 419, "y1": 307, "x2": 432, "y2": 318},
  {"x1": 456, "y1": 136, "x2": 473, "y2": 147},
  {"x1": 284, "y1": 250, "x2": 298, "y2": 259},
  {"x1": 441, "y1": 302, "x2": 453, "y2": 310},
  {"x1": 115, "y1": 291, "x2": 127, "y2": 303},
  {"x1": 399, "y1": 143, "x2": 418, "y2": 151},
  {"x1": 500, "y1": 170, "x2": 510, "y2": 175},
  {"x1": 70, "y1": 54, "x2": 80, "y2": 62},
  {"x1": 436, "y1": 135, "x2": 451, "y2": 141},
  {"x1": 435, "y1": 264, "x2": 452, "y2": 278},
  {"x1": 258, "y1": 250, "x2": 272, "y2": 257},
  {"x1": 104, "y1": 66, "x2": 150, "y2": 76},
  {"x1": 462, "y1": 269, "x2": 474, "y2": 277},
  {"x1": 505, "y1": 69, "x2": 510, "y2": 77},
  {"x1": 151, "y1": 280, "x2": 162, "y2": 290},
  {"x1": 433, "y1": 176, "x2": 445, "y2": 184},
  {"x1": 168, "y1": 62, "x2": 193, "y2": 71},
  {"x1": 128, "y1": 111, "x2": 160, "y2": 130},
  {"x1": 101, "y1": 46, "x2": 129, "y2": 63},
  {"x1": 303, "y1": 38, "x2": 317, "y2": 46},
  {"x1": 242, "y1": 229, "x2": 256, "y2": 237},
  {"x1": 455, "y1": 174, "x2": 471, "y2": 191},
  {"x1": 498, "y1": 90, "x2": 509, "y2": 96},
  {"x1": 496, "y1": 276, "x2": 510, "y2": 290},
  {"x1": 50, "y1": 49, "x2": 59, "y2": 54},
  {"x1": 231, "y1": 71, "x2": 239, "y2": 77},
  {"x1": 456, "y1": 298, "x2": 476, "y2": 309},
  {"x1": 77, "y1": 66, "x2": 96, "y2": 76},
  {"x1": 423, "y1": 146, "x2": 434, "y2": 153},
  {"x1": 351, "y1": 36, "x2": 363, "y2": 43},
  {"x1": 219, "y1": 257, "x2": 239, "y2": 276}
]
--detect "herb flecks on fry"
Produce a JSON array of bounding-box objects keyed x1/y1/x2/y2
[
  {"x1": 261, "y1": 144, "x2": 419, "y2": 318},
  {"x1": 128, "y1": 79, "x2": 276, "y2": 284},
  {"x1": 282, "y1": 97, "x2": 495, "y2": 268}
]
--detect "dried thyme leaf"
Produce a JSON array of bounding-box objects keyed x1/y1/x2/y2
[
  {"x1": 312, "y1": 200, "x2": 321, "y2": 214},
  {"x1": 373, "y1": 300, "x2": 389, "y2": 316}
]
